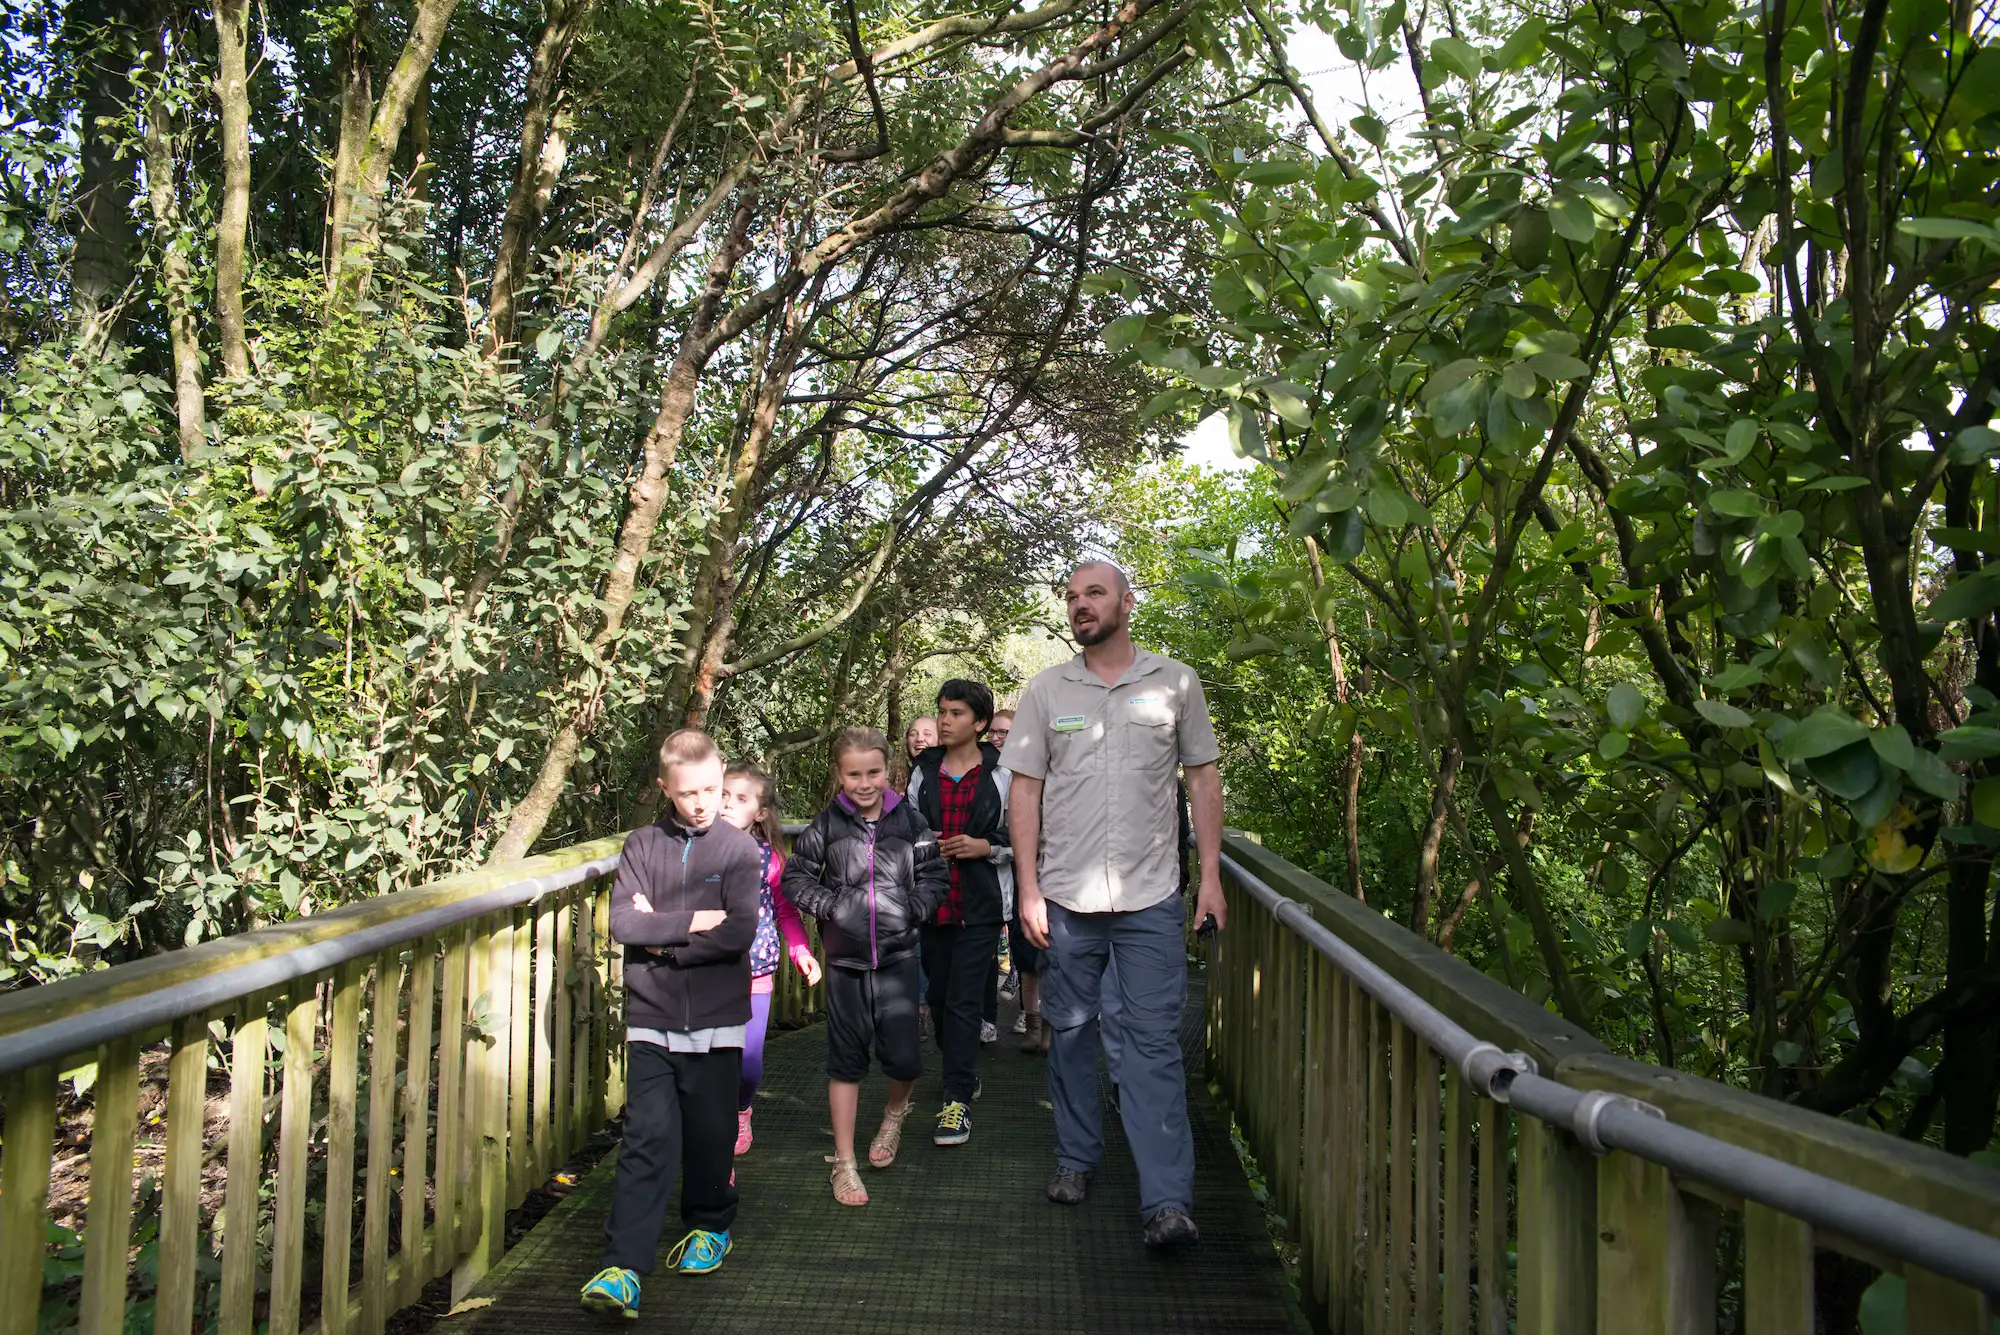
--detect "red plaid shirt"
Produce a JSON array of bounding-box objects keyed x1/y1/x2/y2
[{"x1": 932, "y1": 762, "x2": 981, "y2": 926}]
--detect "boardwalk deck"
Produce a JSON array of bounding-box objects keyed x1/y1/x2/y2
[{"x1": 440, "y1": 979, "x2": 1304, "y2": 1334}]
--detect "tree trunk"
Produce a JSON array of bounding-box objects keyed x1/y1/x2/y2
[
  {"x1": 1301, "y1": 534, "x2": 1367, "y2": 901},
  {"x1": 407, "y1": 70, "x2": 433, "y2": 204},
  {"x1": 1943, "y1": 853, "x2": 1999, "y2": 1153},
  {"x1": 67, "y1": 0, "x2": 141, "y2": 348},
  {"x1": 488, "y1": 200, "x2": 757, "y2": 864},
  {"x1": 324, "y1": 14, "x2": 373, "y2": 277},
  {"x1": 485, "y1": 0, "x2": 595, "y2": 358},
  {"x1": 1413, "y1": 743, "x2": 1461, "y2": 936},
  {"x1": 328, "y1": 0, "x2": 460, "y2": 289},
  {"x1": 141, "y1": 20, "x2": 203, "y2": 461},
  {"x1": 211, "y1": 0, "x2": 251, "y2": 377}
]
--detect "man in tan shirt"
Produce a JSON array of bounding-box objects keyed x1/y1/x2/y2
[{"x1": 1002, "y1": 561, "x2": 1225, "y2": 1248}]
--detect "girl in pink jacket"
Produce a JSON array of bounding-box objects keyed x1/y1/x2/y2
[{"x1": 720, "y1": 764, "x2": 821, "y2": 1154}]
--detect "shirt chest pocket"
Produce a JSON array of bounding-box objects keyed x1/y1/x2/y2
[
  {"x1": 1124, "y1": 696, "x2": 1177, "y2": 765},
  {"x1": 1049, "y1": 712, "x2": 1106, "y2": 772}
]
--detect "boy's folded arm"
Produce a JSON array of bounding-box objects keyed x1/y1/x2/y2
[
  {"x1": 671, "y1": 850, "x2": 762, "y2": 966},
  {"x1": 608, "y1": 837, "x2": 691, "y2": 946}
]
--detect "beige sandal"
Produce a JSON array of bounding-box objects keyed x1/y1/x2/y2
[
  {"x1": 869, "y1": 1102, "x2": 913, "y2": 1169},
  {"x1": 830, "y1": 1156, "x2": 868, "y2": 1206}
]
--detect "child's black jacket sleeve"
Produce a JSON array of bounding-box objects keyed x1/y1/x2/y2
[
  {"x1": 663, "y1": 837, "x2": 760, "y2": 966},
  {"x1": 781, "y1": 815, "x2": 838, "y2": 920}
]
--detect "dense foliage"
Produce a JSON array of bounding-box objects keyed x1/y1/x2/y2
[{"x1": 1103, "y1": 0, "x2": 2000, "y2": 1171}]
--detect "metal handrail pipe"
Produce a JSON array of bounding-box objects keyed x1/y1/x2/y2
[
  {"x1": 0, "y1": 853, "x2": 622, "y2": 1080},
  {"x1": 1218, "y1": 847, "x2": 2000, "y2": 1298},
  {"x1": 1221, "y1": 849, "x2": 1534, "y2": 1094}
]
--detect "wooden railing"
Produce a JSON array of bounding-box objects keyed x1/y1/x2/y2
[
  {"x1": 1207, "y1": 833, "x2": 2000, "y2": 1335},
  {"x1": 0, "y1": 837, "x2": 631, "y2": 1335}
]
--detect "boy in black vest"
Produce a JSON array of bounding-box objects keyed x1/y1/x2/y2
[
  {"x1": 907, "y1": 678, "x2": 1012, "y2": 1146},
  {"x1": 580, "y1": 729, "x2": 761, "y2": 1319}
]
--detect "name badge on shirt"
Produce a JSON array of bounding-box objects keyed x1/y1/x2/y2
[
  {"x1": 1053, "y1": 715, "x2": 1088, "y2": 732},
  {"x1": 1127, "y1": 694, "x2": 1161, "y2": 707}
]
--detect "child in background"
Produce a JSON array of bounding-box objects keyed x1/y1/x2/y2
[
  {"x1": 719, "y1": 762, "x2": 822, "y2": 1156},
  {"x1": 782, "y1": 728, "x2": 948, "y2": 1206},
  {"x1": 580, "y1": 730, "x2": 762, "y2": 1320}
]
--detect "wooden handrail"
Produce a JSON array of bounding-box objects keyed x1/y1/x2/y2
[{"x1": 1206, "y1": 831, "x2": 2000, "y2": 1334}]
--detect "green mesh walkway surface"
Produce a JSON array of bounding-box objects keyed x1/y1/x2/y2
[{"x1": 441, "y1": 978, "x2": 1304, "y2": 1334}]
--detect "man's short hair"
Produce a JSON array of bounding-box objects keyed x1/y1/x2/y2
[
  {"x1": 658, "y1": 728, "x2": 721, "y2": 780},
  {"x1": 935, "y1": 678, "x2": 996, "y2": 729},
  {"x1": 832, "y1": 727, "x2": 892, "y2": 769},
  {"x1": 1070, "y1": 559, "x2": 1131, "y2": 596}
]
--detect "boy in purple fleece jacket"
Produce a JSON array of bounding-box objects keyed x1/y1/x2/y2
[{"x1": 580, "y1": 730, "x2": 761, "y2": 1320}]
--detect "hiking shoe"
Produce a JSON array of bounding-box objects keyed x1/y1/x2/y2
[
  {"x1": 1012, "y1": 1010, "x2": 1029, "y2": 1034},
  {"x1": 981, "y1": 1019, "x2": 999, "y2": 1044},
  {"x1": 934, "y1": 1101, "x2": 972, "y2": 1146},
  {"x1": 973, "y1": 1076, "x2": 983, "y2": 1101},
  {"x1": 1143, "y1": 1209, "x2": 1200, "y2": 1248},
  {"x1": 1047, "y1": 1165, "x2": 1094, "y2": 1204},
  {"x1": 666, "y1": 1229, "x2": 731, "y2": 1275},
  {"x1": 1020, "y1": 1014, "x2": 1046, "y2": 1053},
  {"x1": 734, "y1": 1106, "x2": 753, "y2": 1156},
  {"x1": 579, "y1": 1267, "x2": 640, "y2": 1318}
]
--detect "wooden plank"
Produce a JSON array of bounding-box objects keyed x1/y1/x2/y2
[
  {"x1": 400, "y1": 941, "x2": 437, "y2": 1304},
  {"x1": 1366, "y1": 999, "x2": 1387, "y2": 1335},
  {"x1": 1905, "y1": 1266, "x2": 1991, "y2": 1333},
  {"x1": 1341, "y1": 973, "x2": 1366, "y2": 1335},
  {"x1": 78, "y1": 1035, "x2": 140, "y2": 1335},
  {"x1": 1516, "y1": 1115, "x2": 1597, "y2": 1335},
  {"x1": 569, "y1": 895, "x2": 592, "y2": 1144},
  {"x1": 1741, "y1": 1202, "x2": 1812, "y2": 1335},
  {"x1": 322, "y1": 961, "x2": 364, "y2": 1335},
  {"x1": 593, "y1": 888, "x2": 615, "y2": 1121},
  {"x1": 362, "y1": 954, "x2": 400, "y2": 1335},
  {"x1": 1278, "y1": 921, "x2": 1304, "y2": 1228},
  {"x1": 534, "y1": 900, "x2": 556, "y2": 1178},
  {"x1": 605, "y1": 886, "x2": 626, "y2": 1117},
  {"x1": 1300, "y1": 950, "x2": 1329, "y2": 1321},
  {"x1": 220, "y1": 995, "x2": 269, "y2": 1334},
  {"x1": 156, "y1": 1014, "x2": 212, "y2": 1335},
  {"x1": 1389, "y1": 1017, "x2": 1414, "y2": 1335},
  {"x1": 0, "y1": 1064, "x2": 58, "y2": 1335},
  {"x1": 508, "y1": 906, "x2": 532, "y2": 1206},
  {"x1": 1443, "y1": 1070, "x2": 1472, "y2": 1335},
  {"x1": 1596, "y1": 1150, "x2": 1718, "y2": 1334},
  {"x1": 1415, "y1": 1044, "x2": 1440, "y2": 1333},
  {"x1": 454, "y1": 921, "x2": 511, "y2": 1302},
  {"x1": 432, "y1": 927, "x2": 469, "y2": 1277},
  {"x1": 1477, "y1": 1098, "x2": 1509, "y2": 1335},
  {"x1": 269, "y1": 985, "x2": 318, "y2": 1335},
  {"x1": 552, "y1": 898, "x2": 574, "y2": 1161}
]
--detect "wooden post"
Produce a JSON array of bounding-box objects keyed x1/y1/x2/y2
[
  {"x1": 1389, "y1": 1017, "x2": 1415, "y2": 1333},
  {"x1": 220, "y1": 996, "x2": 269, "y2": 1333},
  {"x1": 323, "y1": 959, "x2": 365, "y2": 1335},
  {"x1": 433, "y1": 928, "x2": 470, "y2": 1275},
  {"x1": 1742, "y1": 1202, "x2": 1812, "y2": 1335},
  {"x1": 157, "y1": 1014, "x2": 212, "y2": 1335},
  {"x1": 270, "y1": 986, "x2": 319, "y2": 1335},
  {"x1": 1443, "y1": 1071, "x2": 1473, "y2": 1335},
  {"x1": 0, "y1": 1065, "x2": 58, "y2": 1335},
  {"x1": 1905, "y1": 1267, "x2": 1992, "y2": 1333},
  {"x1": 1415, "y1": 1046, "x2": 1441, "y2": 1331},
  {"x1": 79, "y1": 1037, "x2": 141, "y2": 1335},
  {"x1": 1477, "y1": 1099, "x2": 1510, "y2": 1335},
  {"x1": 401, "y1": 942, "x2": 438, "y2": 1305},
  {"x1": 362, "y1": 955, "x2": 401, "y2": 1334},
  {"x1": 508, "y1": 906, "x2": 532, "y2": 1206},
  {"x1": 1516, "y1": 1117, "x2": 1597, "y2": 1335},
  {"x1": 1595, "y1": 1151, "x2": 1717, "y2": 1334}
]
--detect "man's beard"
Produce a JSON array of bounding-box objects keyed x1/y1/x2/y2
[{"x1": 1073, "y1": 609, "x2": 1124, "y2": 646}]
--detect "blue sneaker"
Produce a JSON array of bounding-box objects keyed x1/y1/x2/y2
[
  {"x1": 579, "y1": 1266, "x2": 640, "y2": 1319},
  {"x1": 667, "y1": 1228, "x2": 732, "y2": 1275}
]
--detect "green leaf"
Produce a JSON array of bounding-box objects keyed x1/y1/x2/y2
[
  {"x1": 1779, "y1": 706, "x2": 1870, "y2": 761},
  {"x1": 1868, "y1": 725, "x2": 1915, "y2": 771},
  {"x1": 1645, "y1": 325, "x2": 1714, "y2": 353},
  {"x1": 1606, "y1": 682, "x2": 1645, "y2": 730},
  {"x1": 1102, "y1": 315, "x2": 1144, "y2": 354},
  {"x1": 1707, "y1": 663, "x2": 1764, "y2": 693},
  {"x1": 1897, "y1": 217, "x2": 1998, "y2": 243},
  {"x1": 1947, "y1": 424, "x2": 2000, "y2": 465},
  {"x1": 1695, "y1": 698, "x2": 1754, "y2": 729},
  {"x1": 1926, "y1": 569, "x2": 2000, "y2": 623},
  {"x1": 1500, "y1": 361, "x2": 1538, "y2": 398},
  {"x1": 1423, "y1": 358, "x2": 1486, "y2": 401},
  {"x1": 1548, "y1": 192, "x2": 1596, "y2": 242},
  {"x1": 1351, "y1": 114, "x2": 1388, "y2": 147},
  {"x1": 1903, "y1": 748, "x2": 1961, "y2": 801},
  {"x1": 1226, "y1": 401, "x2": 1266, "y2": 459},
  {"x1": 534, "y1": 326, "x2": 562, "y2": 361},
  {"x1": 1939, "y1": 726, "x2": 2000, "y2": 761},
  {"x1": 1974, "y1": 776, "x2": 2000, "y2": 828},
  {"x1": 1241, "y1": 159, "x2": 1311, "y2": 186},
  {"x1": 1772, "y1": 1040, "x2": 1804, "y2": 1065},
  {"x1": 1259, "y1": 380, "x2": 1314, "y2": 427},
  {"x1": 1756, "y1": 880, "x2": 1797, "y2": 922},
  {"x1": 1225, "y1": 633, "x2": 1284, "y2": 661},
  {"x1": 1708, "y1": 490, "x2": 1764, "y2": 518},
  {"x1": 1704, "y1": 917, "x2": 1754, "y2": 946},
  {"x1": 1803, "y1": 740, "x2": 1882, "y2": 800},
  {"x1": 1525, "y1": 351, "x2": 1590, "y2": 380},
  {"x1": 1598, "y1": 730, "x2": 1630, "y2": 759}
]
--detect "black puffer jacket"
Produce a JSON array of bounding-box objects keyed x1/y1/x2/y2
[{"x1": 781, "y1": 790, "x2": 947, "y2": 970}]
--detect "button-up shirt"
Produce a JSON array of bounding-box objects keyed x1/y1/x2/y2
[{"x1": 1000, "y1": 648, "x2": 1219, "y2": 914}]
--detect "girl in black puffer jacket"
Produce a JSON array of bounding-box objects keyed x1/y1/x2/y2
[{"x1": 782, "y1": 728, "x2": 947, "y2": 1206}]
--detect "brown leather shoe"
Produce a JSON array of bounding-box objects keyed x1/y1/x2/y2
[
  {"x1": 1037, "y1": 1019, "x2": 1052, "y2": 1054},
  {"x1": 1019, "y1": 1013, "x2": 1044, "y2": 1053}
]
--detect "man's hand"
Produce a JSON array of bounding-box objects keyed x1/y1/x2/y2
[
  {"x1": 1194, "y1": 868, "x2": 1227, "y2": 935},
  {"x1": 1018, "y1": 881, "x2": 1051, "y2": 950},
  {"x1": 938, "y1": 834, "x2": 991, "y2": 860},
  {"x1": 689, "y1": 909, "x2": 726, "y2": 934}
]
